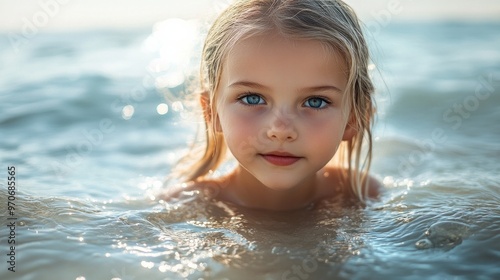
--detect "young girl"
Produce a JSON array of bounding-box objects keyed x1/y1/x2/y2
[{"x1": 163, "y1": 0, "x2": 380, "y2": 210}]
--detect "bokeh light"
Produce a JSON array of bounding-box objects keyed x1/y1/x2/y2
[
  {"x1": 145, "y1": 18, "x2": 202, "y2": 90},
  {"x1": 121, "y1": 105, "x2": 135, "y2": 120},
  {"x1": 156, "y1": 103, "x2": 169, "y2": 115}
]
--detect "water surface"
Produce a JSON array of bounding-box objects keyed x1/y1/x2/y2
[{"x1": 1, "y1": 21, "x2": 499, "y2": 280}]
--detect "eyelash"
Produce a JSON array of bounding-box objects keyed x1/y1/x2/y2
[
  {"x1": 236, "y1": 92, "x2": 265, "y2": 106},
  {"x1": 236, "y1": 92, "x2": 332, "y2": 110},
  {"x1": 304, "y1": 96, "x2": 332, "y2": 110}
]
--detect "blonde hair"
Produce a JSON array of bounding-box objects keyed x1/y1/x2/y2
[{"x1": 173, "y1": 0, "x2": 375, "y2": 200}]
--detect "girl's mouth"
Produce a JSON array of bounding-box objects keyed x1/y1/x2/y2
[{"x1": 260, "y1": 152, "x2": 302, "y2": 166}]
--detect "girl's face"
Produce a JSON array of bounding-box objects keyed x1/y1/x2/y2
[{"x1": 215, "y1": 35, "x2": 353, "y2": 191}]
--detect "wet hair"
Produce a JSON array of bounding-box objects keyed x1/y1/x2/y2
[{"x1": 173, "y1": 0, "x2": 375, "y2": 200}]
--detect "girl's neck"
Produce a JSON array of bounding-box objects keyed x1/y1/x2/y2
[{"x1": 218, "y1": 166, "x2": 322, "y2": 211}]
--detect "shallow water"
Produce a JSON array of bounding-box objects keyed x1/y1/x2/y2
[{"x1": 1, "y1": 21, "x2": 500, "y2": 279}]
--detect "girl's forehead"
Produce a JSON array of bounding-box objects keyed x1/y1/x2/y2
[
  {"x1": 229, "y1": 34, "x2": 334, "y2": 58},
  {"x1": 225, "y1": 34, "x2": 346, "y2": 69},
  {"x1": 223, "y1": 34, "x2": 348, "y2": 79}
]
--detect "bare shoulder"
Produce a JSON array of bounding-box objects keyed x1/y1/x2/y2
[
  {"x1": 365, "y1": 173, "x2": 383, "y2": 199},
  {"x1": 319, "y1": 167, "x2": 383, "y2": 199}
]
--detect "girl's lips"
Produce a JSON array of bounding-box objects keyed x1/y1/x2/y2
[{"x1": 260, "y1": 153, "x2": 302, "y2": 166}]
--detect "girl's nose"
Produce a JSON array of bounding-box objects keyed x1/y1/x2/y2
[{"x1": 266, "y1": 109, "x2": 298, "y2": 142}]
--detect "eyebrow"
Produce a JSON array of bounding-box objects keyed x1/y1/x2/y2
[
  {"x1": 229, "y1": 81, "x2": 270, "y2": 90},
  {"x1": 228, "y1": 80, "x2": 343, "y2": 94}
]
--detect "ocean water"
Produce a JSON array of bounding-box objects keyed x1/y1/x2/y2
[{"x1": 1, "y1": 20, "x2": 499, "y2": 280}]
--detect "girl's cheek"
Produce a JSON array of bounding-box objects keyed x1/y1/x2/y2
[
  {"x1": 222, "y1": 108, "x2": 261, "y2": 134},
  {"x1": 300, "y1": 110, "x2": 340, "y2": 124},
  {"x1": 228, "y1": 106, "x2": 268, "y2": 123}
]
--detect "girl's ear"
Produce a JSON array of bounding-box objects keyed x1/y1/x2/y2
[
  {"x1": 200, "y1": 91, "x2": 222, "y2": 132},
  {"x1": 342, "y1": 114, "x2": 357, "y2": 141}
]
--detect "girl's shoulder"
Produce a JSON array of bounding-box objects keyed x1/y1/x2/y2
[
  {"x1": 320, "y1": 166, "x2": 383, "y2": 199},
  {"x1": 364, "y1": 173, "x2": 383, "y2": 198}
]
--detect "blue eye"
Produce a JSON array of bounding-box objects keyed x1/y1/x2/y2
[
  {"x1": 304, "y1": 97, "x2": 330, "y2": 109},
  {"x1": 238, "y1": 93, "x2": 265, "y2": 105}
]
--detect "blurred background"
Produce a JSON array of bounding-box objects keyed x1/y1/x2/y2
[
  {"x1": 0, "y1": 1, "x2": 499, "y2": 279},
  {"x1": 1, "y1": 0, "x2": 500, "y2": 32}
]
